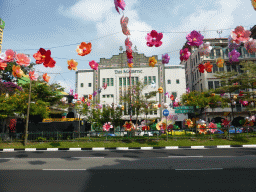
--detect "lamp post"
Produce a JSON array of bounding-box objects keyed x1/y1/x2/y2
[{"x1": 24, "y1": 73, "x2": 32, "y2": 146}]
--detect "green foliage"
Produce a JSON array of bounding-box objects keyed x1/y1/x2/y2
[{"x1": 36, "y1": 137, "x2": 47, "y2": 141}]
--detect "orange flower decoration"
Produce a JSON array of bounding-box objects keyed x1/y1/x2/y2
[
  {"x1": 0, "y1": 61, "x2": 7, "y2": 70},
  {"x1": 76, "y1": 42, "x2": 92, "y2": 56},
  {"x1": 123, "y1": 121, "x2": 135, "y2": 131},
  {"x1": 128, "y1": 63, "x2": 133, "y2": 68},
  {"x1": 216, "y1": 57, "x2": 224, "y2": 68},
  {"x1": 211, "y1": 93, "x2": 215, "y2": 97},
  {"x1": 204, "y1": 62, "x2": 213, "y2": 72},
  {"x1": 67, "y1": 59, "x2": 78, "y2": 70},
  {"x1": 158, "y1": 104, "x2": 161, "y2": 108},
  {"x1": 149, "y1": 57, "x2": 157, "y2": 67},
  {"x1": 185, "y1": 119, "x2": 193, "y2": 128},
  {"x1": 43, "y1": 73, "x2": 50, "y2": 83},
  {"x1": 89, "y1": 95, "x2": 92, "y2": 100},
  {"x1": 12, "y1": 65, "x2": 24, "y2": 78},
  {"x1": 158, "y1": 87, "x2": 163, "y2": 93}
]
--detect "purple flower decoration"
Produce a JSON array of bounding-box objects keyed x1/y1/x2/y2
[
  {"x1": 165, "y1": 92, "x2": 169, "y2": 97},
  {"x1": 127, "y1": 58, "x2": 133, "y2": 63},
  {"x1": 69, "y1": 89, "x2": 73, "y2": 96},
  {"x1": 93, "y1": 91, "x2": 97, "y2": 97},
  {"x1": 162, "y1": 53, "x2": 170, "y2": 64},
  {"x1": 186, "y1": 88, "x2": 190, "y2": 93},
  {"x1": 228, "y1": 35, "x2": 241, "y2": 50},
  {"x1": 228, "y1": 49, "x2": 240, "y2": 63},
  {"x1": 186, "y1": 30, "x2": 204, "y2": 47}
]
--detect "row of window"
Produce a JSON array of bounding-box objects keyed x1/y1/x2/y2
[
  {"x1": 103, "y1": 78, "x2": 114, "y2": 86},
  {"x1": 144, "y1": 76, "x2": 156, "y2": 85},
  {"x1": 167, "y1": 79, "x2": 179, "y2": 84},
  {"x1": 81, "y1": 83, "x2": 91, "y2": 87},
  {"x1": 119, "y1": 77, "x2": 139, "y2": 86},
  {"x1": 102, "y1": 94, "x2": 114, "y2": 98}
]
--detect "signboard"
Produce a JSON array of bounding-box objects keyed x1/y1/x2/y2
[
  {"x1": 174, "y1": 106, "x2": 194, "y2": 110},
  {"x1": 163, "y1": 109, "x2": 169, "y2": 116},
  {"x1": 42, "y1": 118, "x2": 81, "y2": 122},
  {"x1": 175, "y1": 109, "x2": 194, "y2": 114}
]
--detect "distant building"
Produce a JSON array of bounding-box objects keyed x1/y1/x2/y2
[
  {"x1": 76, "y1": 51, "x2": 188, "y2": 125},
  {"x1": 0, "y1": 18, "x2": 5, "y2": 54}
]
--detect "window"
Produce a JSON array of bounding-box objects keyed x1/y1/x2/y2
[
  {"x1": 209, "y1": 49, "x2": 214, "y2": 59},
  {"x1": 208, "y1": 81, "x2": 214, "y2": 90},
  {"x1": 197, "y1": 71, "x2": 199, "y2": 80},
  {"x1": 145, "y1": 93, "x2": 148, "y2": 97},
  {"x1": 213, "y1": 64, "x2": 218, "y2": 73},
  {"x1": 111, "y1": 94, "x2": 114, "y2": 98},
  {"x1": 135, "y1": 77, "x2": 138, "y2": 84},
  {"x1": 231, "y1": 65, "x2": 237, "y2": 72},
  {"x1": 167, "y1": 80, "x2": 171, "y2": 84},
  {"x1": 148, "y1": 76, "x2": 151, "y2": 84},
  {"x1": 216, "y1": 49, "x2": 221, "y2": 57},
  {"x1": 103, "y1": 78, "x2": 105, "y2": 85},
  {"x1": 107, "y1": 78, "x2": 110, "y2": 86},
  {"x1": 214, "y1": 81, "x2": 220, "y2": 89},
  {"x1": 123, "y1": 77, "x2": 126, "y2": 86},
  {"x1": 176, "y1": 79, "x2": 180, "y2": 84},
  {"x1": 84, "y1": 95, "x2": 88, "y2": 99},
  {"x1": 238, "y1": 65, "x2": 244, "y2": 73},
  {"x1": 153, "y1": 76, "x2": 156, "y2": 83},
  {"x1": 225, "y1": 49, "x2": 229, "y2": 57},
  {"x1": 220, "y1": 81, "x2": 225, "y2": 86},
  {"x1": 119, "y1": 78, "x2": 122, "y2": 86},
  {"x1": 103, "y1": 95, "x2": 106, "y2": 98},
  {"x1": 144, "y1": 76, "x2": 147, "y2": 85},
  {"x1": 219, "y1": 65, "x2": 224, "y2": 72},
  {"x1": 127, "y1": 77, "x2": 130, "y2": 85},
  {"x1": 80, "y1": 83, "x2": 83, "y2": 87},
  {"x1": 132, "y1": 77, "x2": 134, "y2": 85},
  {"x1": 111, "y1": 78, "x2": 114, "y2": 86},
  {"x1": 154, "y1": 109, "x2": 157, "y2": 115},
  {"x1": 236, "y1": 103, "x2": 242, "y2": 112},
  {"x1": 226, "y1": 65, "x2": 231, "y2": 72},
  {"x1": 171, "y1": 92, "x2": 177, "y2": 99},
  {"x1": 237, "y1": 47, "x2": 242, "y2": 57},
  {"x1": 107, "y1": 95, "x2": 110, "y2": 98},
  {"x1": 88, "y1": 83, "x2": 91, "y2": 87}
]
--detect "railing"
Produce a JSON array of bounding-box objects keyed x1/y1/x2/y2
[{"x1": 0, "y1": 127, "x2": 255, "y2": 142}]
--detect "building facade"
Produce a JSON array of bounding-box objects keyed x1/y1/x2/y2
[
  {"x1": 76, "y1": 51, "x2": 188, "y2": 125},
  {"x1": 0, "y1": 18, "x2": 5, "y2": 54},
  {"x1": 180, "y1": 26, "x2": 256, "y2": 123}
]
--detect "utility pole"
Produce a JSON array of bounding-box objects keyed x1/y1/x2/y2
[{"x1": 24, "y1": 76, "x2": 32, "y2": 146}]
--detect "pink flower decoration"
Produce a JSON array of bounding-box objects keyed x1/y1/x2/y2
[
  {"x1": 93, "y1": 91, "x2": 97, "y2": 97},
  {"x1": 74, "y1": 93, "x2": 78, "y2": 100},
  {"x1": 87, "y1": 102, "x2": 91, "y2": 106},
  {"x1": 97, "y1": 104, "x2": 102, "y2": 109},
  {"x1": 16, "y1": 53, "x2": 31, "y2": 66},
  {"x1": 228, "y1": 35, "x2": 241, "y2": 50},
  {"x1": 186, "y1": 30, "x2": 204, "y2": 47},
  {"x1": 180, "y1": 48, "x2": 191, "y2": 61},
  {"x1": 89, "y1": 60, "x2": 98, "y2": 70},
  {"x1": 208, "y1": 122, "x2": 217, "y2": 133},
  {"x1": 145, "y1": 30, "x2": 163, "y2": 47},
  {"x1": 244, "y1": 38, "x2": 256, "y2": 54},
  {"x1": 165, "y1": 92, "x2": 169, "y2": 97},
  {"x1": 231, "y1": 26, "x2": 251, "y2": 44},
  {"x1": 242, "y1": 100, "x2": 248, "y2": 106},
  {"x1": 102, "y1": 83, "x2": 107, "y2": 90},
  {"x1": 173, "y1": 102, "x2": 179, "y2": 107},
  {"x1": 120, "y1": 16, "x2": 130, "y2": 36},
  {"x1": 114, "y1": 0, "x2": 126, "y2": 14},
  {"x1": 4, "y1": 49, "x2": 16, "y2": 62},
  {"x1": 103, "y1": 122, "x2": 113, "y2": 131},
  {"x1": 29, "y1": 71, "x2": 39, "y2": 81},
  {"x1": 199, "y1": 42, "x2": 212, "y2": 56},
  {"x1": 228, "y1": 49, "x2": 240, "y2": 63},
  {"x1": 162, "y1": 53, "x2": 170, "y2": 64},
  {"x1": 69, "y1": 89, "x2": 73, "y2": 96},
  {"x1": 186, "y1": 88, "x2": 190, "y2": 93}
]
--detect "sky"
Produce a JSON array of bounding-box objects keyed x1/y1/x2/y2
[{"x1": 0, "y1": 0, "x2": 255, "y2": 93}]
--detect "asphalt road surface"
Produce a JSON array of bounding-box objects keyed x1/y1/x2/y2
[{"x1": 1, "y1": 148, "x2": 256, "y2": 192}]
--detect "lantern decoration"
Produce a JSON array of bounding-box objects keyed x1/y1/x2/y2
[
  {"x1": 158, "y1": 87, "x2": 163, "y2": 93},
  {"x1": 102, "y1": 83, "x2": 107, "y2": 90},
  {"x1": 199, "y1": 42, "x2": 212, "y2": 56},
  {"x1": 121, "y1": 105, "x2": 124, "y2": 110},
  {"x1": 162, "y1": 53, "x2": 170, "y2": 64},
  {"x1": 114, "y1": 0, "x2": 126, "y2": 14},
  {"x1": 120, "y1": 15, "x2": 130, "y2": 35},
  {"x1": 239, "y1": 91, "x2": 244, "y2": 96},
  {"x1": 43, "y1": 73, "x2": 50, "y2": 83},
  {"x1": 74, "y1": 93, "x2": 78, "y2": 100},
  {"x1": 233, "y1": 95, "x2": 237, "y2": 100},
  {"x1": 123, "y1": 121, "x2": 135, "y2": 131},
  {"x1": 180, "y1": 48, "x2": 191, "y2": 61},
  {"x1": 204, "y1": 62, "x2": 213, "y2": 73},
  {"x1": 103, "y1": 122, "x2": 113, "y2": 131},
  {"x1": 211, "y1": 93, "x2": 215, "y2": 97}
]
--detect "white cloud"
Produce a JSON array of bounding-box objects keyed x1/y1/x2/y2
[{"x1": 56, "y1": 79, "x2": 76, "y2": 93}]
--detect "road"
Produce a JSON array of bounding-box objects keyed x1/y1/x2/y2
[{"x1": 0, "y1": 148, "x2": 256, "y2": 192}]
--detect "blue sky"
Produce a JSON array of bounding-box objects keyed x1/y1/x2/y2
[{"x1": 0, "y1": 0, "x2": 255, "y2": 92}]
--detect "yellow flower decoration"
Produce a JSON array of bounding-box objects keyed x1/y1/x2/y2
[
  {"x1": 123, "y1": 121, "x2": 135, "y2": 131},
  {"x1": 149, "y1": 57, "x2": 157, "y2": 67},
  {"x1": 216, "y1": 57, "x2": 224, "y2": 68},
  {"x1": 158, "y1": 87, "x2": 163, "y2": 93},
  {"x1": 233, "y1": 95, "x2": 237, "y2": 100},
  {"x1": 128, "y1": 63, "x2": 133, "y2": 68},
  {"x1": 121, "y1": 105, "x2": 124, "y2": 110}
]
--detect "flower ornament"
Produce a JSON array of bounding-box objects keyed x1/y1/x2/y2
[
  {"x1": 29, "y1": 71, "x2": 39, "y2": 81},
  {"x1": 123, "y1": 121, "x2": 135, "y2": 131},
  {"x1": 163, "y1": 103, "x2": 169, "y2": 108},
  {"x1": 142, "y1": 125, "x2": 150, "y2": 131},
  {"x1": 149, "y1": 57, "x2": 157, "y2": 67},
  {"x1": 89, "y1": 60, "x2": 99, "y2": 71},
  {"x1": 74, "y1": 93, "x2": 78, "y2": 100},
  {"x1": 208, "y1": 122, "x2": 217, "y2": 133},
  {"x1": 244, "y1": 38, "x2": 256, "y2": 54},
  {"x1": 102, "y1": 83, "x2": 107, "y2": 90},
  {"x1": 89, "y1": 95, "x2": 92, "y2": 100},
  {"x1": 0, "y1": 61, "x2": 7, "y2": 70},
  {"x1": 103, "y1": 122, "x2": 113, "y2": 131},
  {"x1": 128, "y1": 62, "x2": 133, "y2": 68},
  {"x1": 204, "y1": 62, "x2": 213, "y2": 72},
  {"x1": 93, "y1": 91, "x2": 97, "y2": 97},
  {"x1": 153, "y1": 104, "x2": 158, "y2": 109},
  {"x1": 185, "y1": 119, "x2": 193, "y2": 128},
  {"x1": 180, "y1": 48, "x2": 191, "y2": 61},
  {"x1": 216, "y1": 57, "x2": 224, "y2": 68},
  {"x1": 186, "y1": 30, "x2": 204, "y2": 47},
  {"x1": 198, "y1": 63, "x2": 205, "y2": 73},
  {"x1": 76, "y1": 42, "x2": 92, "y2": 56},
  {"x1": 2, "y1": 49, "x2": 16, "y2": 62},
  {"x1": 165, "y1": 92, "x2": 169, "y2": 98},
  {"x1": 231, "y1": 26, "x2": 251, "y2": 44},
  {"x1": 43, "y1": 73, "x2": 50, "y2": 83},
  {"x1": 145, "y1": 30, "x2": 163, "y2": 47},
  {"x1": 158, "y1": 87, "x2": 163, "y2": 93},
  {"x1": 228, "y1": 35, "x2": 241, "y2": 50},
  {"x1": 162, "y1": 53, "x2": 170, "y2": 64},
  {"x1": 173, "y1": 101, "x2": 179, "y2": 107},
  {"x1": 233, "y1": 82, "x2": 238, "y2": 86},
  {"x1": 114, "y1": 0, "x2": 126, "y2": 14},
  {"x1": 151, "y1": 81, "x2": 156, "y2": 88},
  {"x1": 69, "y1": 89, "x2": 73, "y2": 96},
  {"x1": 158, "y1": 104, "x2": 161, "y2": 108},
  {"x1": 125, "y1": 37, "x2": 132, "y2": 52},
  {"x1": 121, "y1": 105, "x2": 124, "y2": 110},
  {"x1": 170, "y1": 94, "x2": 174, "y2": 101},
  {"x1": 126, "y1": 50, "x2": 133, "y2": 59},
  {"x1": 97, "y1": 104, "x2": 102, "y2": 109},
  {"x1": 127, "y1": 58, "x2": 133, "y2": 64},
  {"x1": 120, "y1": 16, "x2": 130, "y2": 35},
  {"x1": 252, "y1": 0, "x2": 256, "y2": 10},
  {"x1": 67, "y1": 59, "x2": 78, "y2": 70},
  {"x1": 33, "y1": 48, "x2": 56, "y2": 68},
  {"x1": 228, "y1": 49, "x2": 240, "y2": 63},
  {"x1": 233, "y1": 95, "x2": 237, "y2": 100},
  {"x1": 221, "y1": 118, "x2": 230, "y2": 127},
  {"x1": 12, "y1": 65, "x2": 24, "y2": 78},
  {"x1": 241, "y1": 100, "x2": 248, "y2": 106},
  {"x1": 15, "y1": 53, "x2": 31, "y2": 67},
  {"x1": 239, "y1": 91, "x2": 244, "y2": 96},
  {"x1": 186, "y1": 87, "x2": 190, "y2": 93},
  {"x1": 199, "y1": 42, "x2": 212, "y2": 56}
]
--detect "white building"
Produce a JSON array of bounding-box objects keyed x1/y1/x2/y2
[{"x1": 76, "y1": 51, "x2": 187, "y2": 126}]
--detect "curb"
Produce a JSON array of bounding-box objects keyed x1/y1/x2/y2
[{"x1": 1, "y1": 144, "x2": 256, "y2": 152}]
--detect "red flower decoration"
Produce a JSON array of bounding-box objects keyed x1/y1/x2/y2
[
  {"x1": 239, "y1": 91, "x2": 244, "y2": 96},
  {"x1": 0, "y1": 61, "x2": 7, "y2": 70},
  {"x1": 221, "y1": 118, "x2": 230, "y2": 127},
  {"x1": 198, "y1": 64, "x2": 205, "y2": 73},
  {"x1": 33, "y1": 48, "x2": 51, "y2": 64},
  {"x1": 126, "y1": 50, "x2": 133, "y2": 59}
]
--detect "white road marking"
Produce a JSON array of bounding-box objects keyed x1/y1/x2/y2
[
  {"x1": 42, "y1": 169, "x2": 87, "y2": 171},
  {"x1": 175, "y1": 168, "x2": 223, "y2": 170},
  {"x1": 0, "y1": 158, "x2": 15, "y2": 159},
  {"x1": 71, "y1": 157, "x2": 105, "y2": 158},
  {"x1": 168, "y1": 156, "x2": 204, "y2": 158}
]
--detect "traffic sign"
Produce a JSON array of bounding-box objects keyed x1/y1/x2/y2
[
  {"x1": 175, "y1": 109, "x2": 194, "y2": 113},
  {"x1": 174, "y1": 106, "x2": 194, "y2": 110},
  {"x1": 163, "y1": 109, "x2": 169, "y2": 116}
]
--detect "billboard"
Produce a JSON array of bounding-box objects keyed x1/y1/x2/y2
[{"x1": 0, "y1": 18, "x2": 5, "y2": 30}]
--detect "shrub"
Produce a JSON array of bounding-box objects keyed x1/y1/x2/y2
[
  {"x1": 36, "y1": 137, "x2": 47, "y2": 141},
  {"x1": 49, "y1": 137, "x2": 54, "y2": 141}
]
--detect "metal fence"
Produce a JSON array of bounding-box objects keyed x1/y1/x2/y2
[{"x1": 0, "y1": 126, "x2": 256, "y2": 142}]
